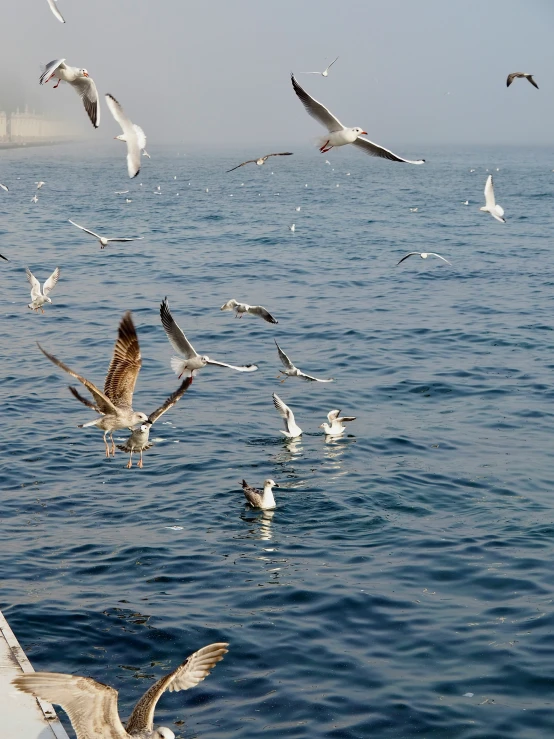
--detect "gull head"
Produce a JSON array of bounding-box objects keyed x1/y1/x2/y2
[
  {"x1": 45, "y1": 296, "x2": 52, "y2": 303},
  {"x1": 199, "y1": 355, "x2": 210, "y2": 365},
  {"x1": 220, "y1": 299, "x2": 237, "y2": 311},
  {"x1": 352, "y1": 128, "x2": 368, "y2": 136},
  {"x1": 114, "y1": 134, "x2": 126, "y2": 142},
  {"x1": 139, "y1": 423, "x2": 151, "y2": 432},
  {"x1": 79, "y1": 69, "x2": 90, "y2": 78},
  {"x1": 132, "y1": 412, "x2": 149, "y2": 426},
  {"x1": 265, "y1": 479, "x2": 279, "y2": 489},
  {"x1": 154, "y1": 728, "x2": 175, "y2": 739},
  {"x1": 256, "y1": 158, "x2": 265, "y2": 166}
]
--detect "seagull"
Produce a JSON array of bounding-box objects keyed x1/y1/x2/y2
[
  {"x1": 301, "y1": 56, "x2": 339, "y2": 77},
  {"x1": 115, "y1": 377, "x2": 193, "y2": 468},
  {"x1": 480, "y1": 174, "x2": 505, "y2": 223},
  {"x1": 35, "y1": 181, "x2": 45, "y2": 189},
  {"x1": 40, "y1": 59, "x2": 100, "y2": 128},
  {"x1": 31, "y1": 194, "x2": 38, "y2": 203},
  {"x1": 290, "y1": 224, "x2": 295, "y2": 232},
  {"x1": 46, "y1": 0, "x2": 65, "y2": 22},
  {"x1": 506, "y1": 72, "x2": 539, "y2": 89},
  {"x1": 220, "y1": 299, "x2": 278, "y2": 324},
  {"x1": 397, "y1": 252, "x2": 451, "y2": 266},
  {"x1": 295, "y1": 206, "x2": 301, "y2": 211},
  {"x1": 105, "y1": 94, "x2": 141, "y2": 178},
  {"x1": 272, "y1": 393, "x2": 302, "y2": 438},
  {"x1": 0, "y1": 183, "x2": 8, "y2": 192},
  {"x1": 26, "y1": 266, "x2": 60, "y2": 314},
  {"x1": 462, "y1": 200, "x2": 469, "y2": 205},
  {"x1": 291, "y1": 73, "x2": 424, "y2": 163},
  {"x1": 409, "y1": 207, "x2": 418, "y2": 212},
  {"x1": 275, "y1": 340, "x2": 333, "y2": 382},
  {"x1": 241, "y1": 479, "x2": 280, "y2": 510},
  {"x1": 115, "y1": 190, "x2": 129, "y2": 195},
  {"x1": 227, "y1": 152, "x2": 293, "y2": 173},
  {"x1": 68, "y1": 219, "x2": 143, "y2": 249},
  {"x1": 320, "y1": 409, "x2": 356, "y2": 436},
  {"x1": 38, "y1": 312, "x2": 150, "y2": 457},
  {"x1": 13, "y1": 642, "x2": 228, "y2": 739},
  {"x1": 115, "y1": 121, "x2": 150, "y2": 159},
  {"x1": 160, "y1": 298, "x2": 258, "y2": 378}
]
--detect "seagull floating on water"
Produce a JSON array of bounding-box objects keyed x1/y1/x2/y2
[
  {"x1": 35, "y1": 181, "x2": 45, "y2": 189},
  {"x1": 227, "y1": 152, "x2": 293, "y2": 173},
  {"x1": 220, "y1": 299, "x2": 278, "y2": 324},
  {"x1": 26, "y1": 267, "x2": 60, "y2": 313},
  {"x1": 506, "y1": 72, "x2": 539, "y2": 89},
  {"x1": 301, "y1": 56, "x2": 339, "y2": 77},
  {"x1": 397, "y1": 252, "x2": 451, "y2": 266},
  {"x1": 46, "y1": 0, "x2": 65, "y2": 22},
  {"x1": 105, "y1": 94, "x2": 141, "y2": 178},
  {"x1": 68, "y1": 219, "x2": 143, "y2": 249},
  {"x1": 40, "y1": 59, "x2": 100, "y2": 128},
  {"x1": 275, "y1": 340, "x2": 333, "y2": 382},
  {"x1": 241, "y1": 479, "x2": 280, "y2": 509},
  {"x1": 291, "y1": 74, "x2": 424, "y2": 163},
  {"x1": 272, "y1": 393, "x2": 302, "y2": 438},
  {"x1": 320, "y1": 409, "x2": 356, "y2": 436},
  {"x1": 13, "y1": 642, "x2": 228, "y2": 739},
  {"x1": 480, "y1": 175, "x2": 505, "y2": 223}
]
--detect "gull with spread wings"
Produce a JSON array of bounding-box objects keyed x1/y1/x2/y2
[
  {"x1": 106, "y1": 94, "x2": 142, "y2": 178},
  {"x1": 40, "y1": 59, "x2": 100, "y2": 128},
  {"x1": 320, "y1": 409, "x2": 356, "y2": 436},
  {"x1": 300, "y1": 56, "x2": 339, "y2": 77},
  {"x1": 275, "y1": 340, "x2": 333, "y2": 382},
  {"x1": 272, "y1": 392, "x2": 302, "y2": 438},
  {"x1": 68, "y1": 219, "x2": 144, "y2": 249},
  {"x1": 227, "y1": 152, "x2": 293, "y2": 173},
  {"x1": 397, "y1": 252, "x2": 451, "y2": 266},
  {"x1": 26, "y1": 266, "x2": 60, "y2": 313},
  {"x1": 13, "y1": 641, "x2": 228, "y2": 739},
  {"x1": 506, "y1": 72, "x2": 539, "y2": 89},
  {"x1": 220, "y1": 299, "x2": 278, "y2": 324},
  {"x1": 291, "y1": 73, "x2": 424, "y2": 162},
  {"x1": 479, "y1": 174, "x2": 505, "y2": 223},
  {"x1": 38, "y1": 311, "x2": 149, "y2": 457}
]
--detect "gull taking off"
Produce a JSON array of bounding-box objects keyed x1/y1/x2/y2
[
  {"x1": 220, "y1": 299, "x2": 278, "y2": 324},
  {"x1": 68, "y1": 219, "x2": 143, "y2": 249},
  {"x1": 161, "y1": 298, "x2": 258, "y2": 378},
  {"x1": 506, "y1": 72, "x2": 539, "y2": 89},
  {"x1": 301, "y1": 56, "x2": 339, "y2": 77},
  {"x1": 38, "y1": 312, "x2": 149, "y2": 457},
  {"x1": 105, "y1": 94, "x2": 141, "y2": 178},
  {"x1": 320, "y1": 409, "x2": 356, "y2": 436},
  {"x1": 480, "y1": 175, "x2": 505, "y2": 223},
  {"x1": 241, "y1": 479, "x2": 280, "y2": 510},
  {"x1": 291, "y1": 73, "x2": 424, "y2": 163},
  {"x1": 227, "y1": 152, "x2": 293, "y2": 173},
  {"x1": 46, "y1": 0, "x2": 65, "y2": 22},
  {"x1": 26, "y1": 267, "x2": 60, "y2": 313},
  {"x1": 397, "y1": 252, "x2": 451, "y2": 266},
  {"x1": 275, "y1": 340, "x2": 333, "y2": 382},
  {"x1": 40, "y1": 59, "x2": 100, "y2": 128},
  {"x1": 272, "y1": 393, "x2": 302, "y2": 438},
  {"x1": 14, "y1": 642, "x2": 228, "y2": 739}
]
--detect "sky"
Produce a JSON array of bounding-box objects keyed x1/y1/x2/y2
[{"x1": 1, "y1": 0, "x2": 554, "y2": 148}]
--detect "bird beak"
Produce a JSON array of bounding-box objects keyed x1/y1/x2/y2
[
  {"x1": 274, "y1": 483, "x2": 280, "y2": 488},
  {"x1": 319, "y1": 424, "x2": 325, "y2": 428},
  {"x1": 361, "y1": 131, "x2": 368, "y2": 135},
  {"x1": 83, "y1": 72, "x2": 89, "y2": 77}
]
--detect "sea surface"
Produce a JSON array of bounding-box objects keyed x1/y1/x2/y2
[{"x1": 1, "y1": 142, "x2": 554, "y2": 738}]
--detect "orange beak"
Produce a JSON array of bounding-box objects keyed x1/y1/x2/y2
[
  {"x1": 361, "y1": 131, "x2": 368, "y2": 135},
  {"x1": 83, "y1": 72, "x2": 89, "y2": 77}
]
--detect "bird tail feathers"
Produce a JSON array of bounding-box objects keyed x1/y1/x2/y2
[{"x1": 170, "y1": 356, "x2": 189, "y2": 378}]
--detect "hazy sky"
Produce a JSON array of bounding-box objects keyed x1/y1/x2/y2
[{"x1": 2, "y1": 0, "x2": 554, "y2": 148}]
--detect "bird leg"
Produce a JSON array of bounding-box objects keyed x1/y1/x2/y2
[
  {"x1": 103, "y1": 432, "x2": 110, "y2": 458},
  {"x1": 126, "y1": 451, "x2": 133, "y2": 469},
  {"x1": 319, "y1": 141, "x2": 330, "y2": 152},
  {"x1": 53, "y1": 79, "x2": 61, "y2": 89},
  {"x1": 41, "y1": 307, "x2": 45, "y2": 314},
  {"x1": 137, "y1": 451, "x2": 144, "y2": 469},
  {"x1": 110, "y1": 433, "x2": 116, "y2": 456}
]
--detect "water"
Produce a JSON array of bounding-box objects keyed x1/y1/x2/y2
[{"x1": 2, "y1": 143, "x2": 554, "y2": 738}]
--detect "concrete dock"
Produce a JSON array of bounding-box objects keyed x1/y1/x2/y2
[{"x1": 0, "y1": 610, "x2": 69, "y2": 738}]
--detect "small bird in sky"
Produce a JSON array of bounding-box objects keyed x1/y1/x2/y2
[
  {"x1": 301, "y1": 56, "x2": 339, "y2": 77},
  {"x1": 506, "y1": 72, "x2": 539, "y2": 89},
  {"x1": 227, "y1": 153, "x2": 293, "y2": 173}
]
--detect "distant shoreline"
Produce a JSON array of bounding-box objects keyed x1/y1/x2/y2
[{"x1": 0, "y1": 139, "x2": 77, "y2": 151}]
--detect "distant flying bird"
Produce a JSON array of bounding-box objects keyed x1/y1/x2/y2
[
  {"x1": 291, "y1": 74, "x2": 424, "y2": 163},
  {"x1": 320, "y1": 409, "x2": 356, "y2": 436},
  {"x1": 105, "y1": 94, "x2": 141, "y2": 178},
  {"x1": 35, "y1": 181, "x2": 45, "y2": 189},
  {"x1": 289, "y1": 224, "x2": 295, "y2": 232},
  {"x1": 480, "y1": 174, "x2": 505, "y2": 223},
  {"x1": 506, "y1": 72, "x2": 539, "y2": 90},
  {"x1": 0, "y1": 184, "x2": 8, "y2": 192},
  {"x1": 46, "y1": 0, "x2": 65, "y2": 22},
  {"x1": 241, "y1": 479, "x2": 280, "y2": 510},
  {"x1": 68, "y1": 219, "x2": 143, "y2": 249},
  {"x1": 220, "y1": 299, "x2": 278, "y2": 324},
  {"x1": 227, "y1": 152, "x2": 293, "y2": 173},
  {"x1": 114, "y1": 190, "x2": 129, "y2": 195},
  {"x1": 40, "y1": 59, "x2": 100, "y2": 128},
  {"x1": 31, "y1": 194, "x2": 38, "y2": 203},
  {"x1": 13, "y1": 642, "x2": 228, "y2": 739},
  {"x1": 26, "y1": 267, "x2": 60, "y2": 313},
  {"x1": 115, "y1": 122, "x2": 150, "y2": 159},
  {"x1": 275, "y1": 340, "x2": 334, "y2": 382},
  {"x1": 397, "y1": 252, "x2": 451, "y2": 266},
  {"x1": 301, "y1": 56, "x2": 339, "y2": 77},
  {"x1": 272, "y1": 392, "x2": 302, "y2": 438}
]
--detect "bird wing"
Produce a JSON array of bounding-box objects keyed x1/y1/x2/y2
[
  {"x1": 336, "y1": 416, "x2": 356, "y2": 423},
  {"x1": 133, "y1": 124, "x2": 147, "y2": 151},
  {"x1": 0, "y1": 183, "x2": 8, "y2": 191},
  {"x1": 242, "y1": 480, "x2": 262, "y2": 507},
  {"x1": 0, "y1": 253, "x2": 8, "y2": 261},
  {"x1": 298, "y1": 371, "x2": 333, "y2": 382},
  {"x1": 352, "y1": 136, "x2": 425, "y2": 164},
  {"x1": 160, "y1": 298, "x2": 199, "y2": 358},
  {"x1": 103, "y1": 311, "x2": 142, "y2": 409},
  {"x1": 324, "y1": 56, "x2": 339, "y2": 72},
  {"x1": 291, "y1": 74, "x2": 344, "y2": 132},
  {"x1": 427, "y1": 253, "x2": 452, "y2": 265},
  {"x1": 13, "y1": 672, "x2": 126, "y2": 739},
  {"x1": 68, "y1": 219, "x2": 102, "y2": 240},
  {"x1": 273, "y1": 392, "x2": 294, "y2": 432},
  {"x1": 46, "y1": 0, "x2": 65, "y2": 22},
  {"x1": 39, "y1": 58, "x2": 66, "y2": 85},
  {"x1": 506, "y1": 73, "x2": 519, "y2": 87},
  {"x1": 206, "y1": 359, "x2": 258, "y2": 372},
  {"x1": 105, "y1": 237, "x2": 143, "y2": 243},
  {"x1": 70, "y1": 75, "x2": 100, "y2": 128},
  {"x1": 247, "y1": 305, "x2": 278, "y2": 323},
  {"x1": 275, "y1": 340, "x2": 294, "y2": 370},
  {"x1": 126, "y1": 643, "x2": 228, "y2": 734},
  {"x1": 484, "y1": 175, "x2": 496, "y2": 209},
  {"x1": 327, "y1": 409, "x2": 341, "y2": 422},
  {"x1": 396, "y1": 252, "x2": 419, "y2": 265},
  {"x1": 38, "y1": 343, "x2": 117, "y2": 415},
  {"x1": 68, "y1": 385, "x2": 101, "y2": 413},
  {"x1": 105, "y1": 94, "x2": 140, "y2": 177},
  {"x1": 266, "y1": 152, "x2": 294, "y2": 159},
  {"x1": 226, "y1": 160, "x2": 257, "y2": 173},
  {"x1": 148, "y1": 376, "x2": 193, "y2": 424},
  {"x1": 527, "y1": 75, "x2": 539, "y2": 89},
  {"x1": 26, "y1": 268, "x2": 42, "y2": 300},
  {"x1": 43, "y1": 266, "x2": 60, "y2": 296}
]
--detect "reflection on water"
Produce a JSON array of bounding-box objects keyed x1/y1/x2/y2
[
  {"x1": 239, "y1": 509, "x2": 275, "y2": 540},
  {"x1": 323, "y1": 435, "x2": 356, "y2": 479}
]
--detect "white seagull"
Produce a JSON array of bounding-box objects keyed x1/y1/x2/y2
[
  {"x1": 31, "y1": 194, "x2": 39, "y2": 203},
  {"x1": 397, "y1": 252, "x2": 451, "y2": 266},
  {"x1": 46, "y1": 0, "x2": 65, "y2": 22},
  {"x1": 26, "y1": 266, "x2": 60, "y2": 313},
  {"x1": 275, "y1": 340, "x2": 334, "y2": 382},
  {"x1": 241, "y1": 479, "x2": 280, "y2": 510},
  {"x1": 220, "y1": 299, "x2": 278, "y2": 324},
  {"x1": 35, "y1": 181, "x2": 45, "y2": 189},
  {"x1": 291, "y1": 73, "x2": 424, "y2": 163},
  {"x1": 290, "y1": 224, "x2": 295, "y2": 232},
  {"x1": 105, "y1": 94, "x2": 141, "y2": 178},
  {"x1": 160, "y1": 298, "x2": 258, "y2": 378},
  {"x1": 320, "y1": 409, "x2": 356, "y2": 436},
  {"x1": 115, "y1": 123, "x2": 151, "y2": 159},
  {"x1": 480, "y1": 175, "x2": 505, "y2": 223},
  {"x1": 0, "y1": 183, "x2": 8, "y2": 192},
  {"x1": 40, "y1": 59, "x2": 100, "y2": 128},
  {"x1": 301, "y1": 56, "x2": 339, "y2": 77},
  {"x1": 68, "y1": 219, "x2": 143, "y2": 249},
  {"x1": 272, "y1": 393, "x2": 302, "y2": 438}
]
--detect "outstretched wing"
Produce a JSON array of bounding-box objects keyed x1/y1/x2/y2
[
  {"x1": 484, "y1": 174, "x2": 496, "y2": 209},
  {"x1": 527, "y1": 75, "x2": 539, "y2": 89},
  {"x1": 126, "y1": 643, "x2": 228, "y2": 734},
  {"x1": 26, "y1": 268, "x2": 42, "y2": 300},
  {"x1": 396, "y1": 252, "x2": 419, "y2": 265},
  {"x1": 70, "y1": 75, "x2": 100, "y2": 128},
  {"x1": 43, "y1": 266, "x2": 60, "y2": 296},
  {"x1": 427, "y1": 253, "x2": 452, "y2": 265},
  {"x1": 353, "y1": 137, "x2": 425, "y2": 164},
  {"x1": 298, "y1": 371, "x2": 334, "y2": 382},
  {"x1": 40, "y1": 58, "x2": 66, "y2": 85},
  {"x1": 275, "y1": 340, "x2": 294, "y2": 370},
  {"x1": 206, "y1": 359, "x2": 258, "y2": 372},
  {"x1": 105, "y1": 94, "x2": 140, "y2": 177},
  {"x1": 247, "y1": 305, "x2": 278, "y2": 324},
  {"x1": 291, "y1": 74, "x2": 344, "y2": 132},
  {"x1": 506, "y1": 73, "x2": 519, "y2": 87},
  {"x1": 160, "y1": 298, "x2": 199, "y2": 358},
  {"x1": 148, "y1": 376, "x2": 193, "y2": 424},
  {"x1": 104, "y1": 311, "x2": 142, "y2": 409},
  {"x1": 46, "y1": 0, "x2": 65, "y2": 23},
  {"x1": 68, "y1": 219, "x2": 102, "y2": 240},
  {"x1": 226, "y1": 159, "x2": 256, "y2": 173},
  {"x1": 266, "y1": 152, "x2": 294, "y2": 159},
  {"x1": 68, "y1": 385, "x2": 101, "y2": 412}
]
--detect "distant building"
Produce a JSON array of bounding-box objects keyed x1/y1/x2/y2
[{"x1": 0, "y1": 106, "x2": 75, "y2": 143}]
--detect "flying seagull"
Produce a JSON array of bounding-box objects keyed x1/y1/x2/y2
[
  {"x1": 480, "y1": 174, "x2": 505, "y2": 223},
  {"x1": 275, "y1": 340, "x2": 333, "y2": 382},
  {"x1": 115, "y1": 122, "x2": 151, "y2": 158},
  {"x1": 272, "y1": 392, "x2": 302, "y2": 438},
  {"x1": 227, "y1": 152, "x2": 293, "y2": 173},
  {"x1": 291, "y1": 73, "x2": 424, "y2": 163},
  {"x1": 241, "y1": 479, "x2": 280, "y2": 510},
  {"x1": 35, "y1": 181, "x2": 45, "y2": 189},
  {"x1": 320, "y1": 409, "x2": 356, "y2": 436},
  {"x1": 13, "y1": 642, "x2": 228, "y2": 739},
  {"x1": 26, "y1": 266, "x2": 60, "y2": 313},
  {"x1": 40, "y1": 59, "x2": 100, "y2": 128},
  {"x1": 105, "y1": 94, "x2": 141, "y2": 178},
  {"x1": 114, "y1": 376, "x2": 193, "y2": 468},
  {"x1": 68, "y1": 219, "x2": 143, "y2": 249},
  {"x1": 46, "y1": 0, "x2": 65, "y2": 22},
  {"x1": 301, "y1": 56, "x2": 339, "y2": 77},
  {"x1": 220, "y1": 299, "x2": 277, "y2": 324},
  {"x1": 506, "y1": 72, "x2": 539, "y2": 89},
  {"x1": 0, "y1": 183, "x2": 8, "y2": 192},
  {"x1": 31, "y1": 194, "x2": 39, "y2": 203},
  {"x1": 397, "y1": 252, "x2": 451, "y2": 266},
  {"x1": 38, "y1": 311, "x2": 150, "y2": 457},
  {"x1": 160, "y1": 298, "x2": 258, "y2": 378}
]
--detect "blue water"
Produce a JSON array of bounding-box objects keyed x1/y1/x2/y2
[{"x1": 2, "y1": 143, "x2": 554, "y2": 738}]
